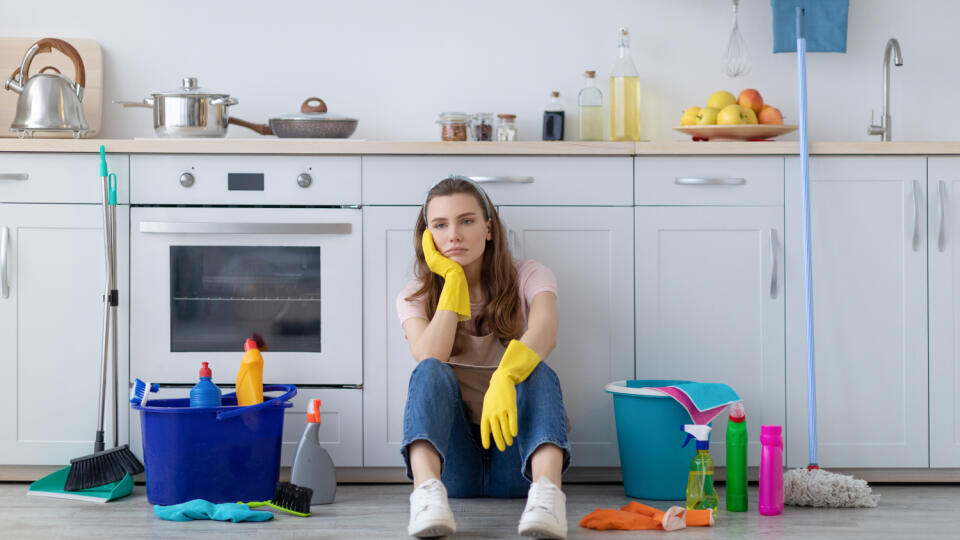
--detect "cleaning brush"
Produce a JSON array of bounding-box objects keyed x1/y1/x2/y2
[
  {"x1": 240, "y1": 482, "x2": 314, "y2": 517},
  {"x1": 129, "y1": 378, "x2": 159, "y2": 406}
]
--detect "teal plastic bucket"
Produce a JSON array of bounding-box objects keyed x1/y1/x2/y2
[{"x1": 605, "y1": 380, "x2": 699, "y2": 500}]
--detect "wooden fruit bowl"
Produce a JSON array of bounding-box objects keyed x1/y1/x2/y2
[{"x1": 673, "y1": 124, "x2": 798, "y2": 141}]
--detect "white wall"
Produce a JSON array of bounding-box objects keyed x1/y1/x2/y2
[{"x1": 0, "y1": 0, "x2": 949, "y2": 142}]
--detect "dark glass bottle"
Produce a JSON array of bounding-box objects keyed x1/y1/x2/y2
[{"x1": 542, "y1": 91, "x2": 565, "y2": 141}]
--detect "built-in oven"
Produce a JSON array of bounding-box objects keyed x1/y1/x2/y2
[{"x1": 129, "y1": 155, "x2": 362, "y2": 386}]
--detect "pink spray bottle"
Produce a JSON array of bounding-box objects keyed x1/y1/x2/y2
[{"x1": 758, "y1": 425, "x2": 784, "y2": 515}]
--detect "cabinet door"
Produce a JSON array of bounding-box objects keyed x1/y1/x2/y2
[
  {"x1": 929, "y1": 158, "x2": 960, "y2": 467},
  {"x1": 785, "y1": 157, "x2": 928, "y2": 468},
  {"x1": 498, "y1": 206, "x2": 634, "y2": 466},
  {"x1": 362, "y1": 206, "x2": 423, "y2": 466},
  {"x1": 635, "y1": 206, "x2": 785, "y2": 466},
  {"x1": 0, "y1": 204, "x2": 130, "y2": 464}
]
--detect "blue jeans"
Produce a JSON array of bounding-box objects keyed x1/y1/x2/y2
[{"x1": 401, "y1": 358, "x2": 571, "y2": 498}]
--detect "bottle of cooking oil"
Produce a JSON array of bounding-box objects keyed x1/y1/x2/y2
[
  {"x1": 609, "y1": 26, "x2": 642, "y2": 141},
  {"x1": 682, "y1": 424, "x2": 718, "y2": 513},
  {"x1": 578, "y1": 71, "x2": 603, "y2": 141}
]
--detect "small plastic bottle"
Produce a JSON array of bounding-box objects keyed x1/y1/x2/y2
[
  {"x1": 189, "y1": 361, "x2": 222, "y2": 408},
  {"x1": 725, "y1": 402, "x2": 748, "y2": 512},
  {"x1": 577, "y1": 71, "x2": 603, "y2": 141},
  {"x1": 542, "y1": 91, "x2": 564, "y2": 141},
  {"x1": 236, "y1": 338, "x2": 264, "y2": 406},
  {"x1": 758, "y1": 425, "x2": 784, "y2": 516},
  {"x1": 682, "y1": 425, "x2": 718, "y2": 512},
  {"x1": 291, "y1": 399, "x2": 337, "y2": 505}
]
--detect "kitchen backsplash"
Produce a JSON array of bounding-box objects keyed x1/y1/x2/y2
[{"x1": 0, "y1": 0, "x2": 947, "y2": 142}]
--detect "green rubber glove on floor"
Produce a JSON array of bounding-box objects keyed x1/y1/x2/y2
[
  {"x1": 481, "y1": 339, "x2": 541, "y2": 451},
  {"x1": 154, "y1": 499, "x2": 273, "y2": 522},
  {"x1": 421, "y1": 229, "x2": 471, "y2": 321}
]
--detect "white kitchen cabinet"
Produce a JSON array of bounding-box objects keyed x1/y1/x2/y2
[
  {"x1": 498, "y1": 206, "x2": 634, "y2": 467},
  {"x1": 928, "y1": 158, "x2": 960, "y2": 467},
  {"x1": 363, "y1": 206, "x2": 634, "y2": 467},
  {"x1": 785, "y1": 157, "x2": 928, "y2": 468},
  {"x1": 635, "y1": 206, "x2": 785, "y2": 466},
  {"x1": 0, "y1": 203, "x2": 130, "y2": 464}
]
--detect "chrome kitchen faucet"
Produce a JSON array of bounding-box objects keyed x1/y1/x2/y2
[{"x1": 867, "y1": 38, "x2": 903, "y2": 141}]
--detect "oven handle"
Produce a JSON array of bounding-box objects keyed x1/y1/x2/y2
[{"x1": 139, "y1": 222, "x2": 352, "y2": 235}]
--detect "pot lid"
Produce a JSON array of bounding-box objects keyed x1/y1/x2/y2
[
  {"x1": 152, "y1": 77, "x2": 229, "y2": 97},
  {"x1": 273, "y1": 97, "x2": 356, "y2": 122}
]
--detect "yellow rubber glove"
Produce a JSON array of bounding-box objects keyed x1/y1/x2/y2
[
  {"x1": 480, "y1": 339, "x2": 541, "y2": 451},
  {"x1": 421, "y1": 229, "x2": 471, "y2": 321}
]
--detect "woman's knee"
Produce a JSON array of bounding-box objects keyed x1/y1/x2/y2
[
  {"x1": 409, "y1": 358, "x2": 459, "y2": 395},
  {"x1": 523, "y1": 362, "x2": 561, "y2": 389}
]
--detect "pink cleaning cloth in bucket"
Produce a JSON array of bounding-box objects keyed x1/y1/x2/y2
[
  {"x1": 652, "y1": 387, "x2": 731, "y2": 425},
  {"x1": 630, "y1": 382, "x2": 740, "y2": 425}
]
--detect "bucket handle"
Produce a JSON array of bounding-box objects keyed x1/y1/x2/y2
[{"x1": 216, "y1": 384, "x2": 297, "y2": 420}]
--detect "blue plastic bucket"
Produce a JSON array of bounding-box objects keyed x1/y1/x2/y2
[
  {"x1": 605, "y1": 380, "x2": 698, "y2": 500},
  {"x1": 132, "y1": 384, "x2": 296, "y2": 505}
]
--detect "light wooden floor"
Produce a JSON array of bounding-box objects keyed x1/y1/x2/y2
[{"x1": 3, "y1": 482, "x2": 958, "y2": 539}]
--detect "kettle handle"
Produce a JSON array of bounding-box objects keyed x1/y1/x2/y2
[{"x1": 10, "y1": 38, "x2": 86, "y2": 89}]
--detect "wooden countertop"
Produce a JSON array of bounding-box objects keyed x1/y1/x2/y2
[{"x1": 2, "y1": 138, "x2": 960, "y2": 155}]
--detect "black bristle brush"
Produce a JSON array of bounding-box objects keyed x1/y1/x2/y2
[{"x1": 241, "y1": 482, "x2": 314, "y2": 517}]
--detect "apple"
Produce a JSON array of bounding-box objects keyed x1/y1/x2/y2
[
  {"x1": 737, "y1": 89, "x2": 764, "y2": 113},
  {"x1": 681, "y1": 106, "x2": 701, "y2": 126},
  {"x1": 695, "y1": 106, "x2": 719, "y2": 125},
  {"x1": 717, "y1": 104, "x2": 747, "y2": 125},
  {"x1": 742, "y1": 107, "x2": 758, "y2": 124},
  {"x1": 758, "y1": 106, "x2": 784, "y2": 125},
  {"x1": 707, "y1": 91, "x2": 736, "y2": 110}
]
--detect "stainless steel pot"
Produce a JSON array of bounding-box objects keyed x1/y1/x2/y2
[{"x1": 116, "y1": 77, "x2": 266, "y2": 137}]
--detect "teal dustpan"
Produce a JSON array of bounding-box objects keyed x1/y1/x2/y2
[{"x1": 27, "y1": 466, "x2": 133, "y2": 503}]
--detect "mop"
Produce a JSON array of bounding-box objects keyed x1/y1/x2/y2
[{"x1": 782, "y1": 6, "x2": 878, "y2": 508}]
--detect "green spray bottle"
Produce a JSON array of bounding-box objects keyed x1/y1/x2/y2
[
  {"x1": 682, "y1": 424, "x2": 718, "y2": 512},
  {"x1": 726, "y1": 402, "x2": 748, "y2": 511}
]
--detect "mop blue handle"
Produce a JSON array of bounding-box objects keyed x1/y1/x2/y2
[{"x1": 796, "y1": 6, "x2": 819, "y2": 467}]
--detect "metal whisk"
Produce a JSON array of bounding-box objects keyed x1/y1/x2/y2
[{"x1": 722, "y1": 0, "x2": 751, "y2": 77}]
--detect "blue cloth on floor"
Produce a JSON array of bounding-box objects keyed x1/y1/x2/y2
[
  {"x1": 772, "y1": 0, "x2": 848, "y2": 53},
  {"x1": 154, "y1": 499, "x2": 273, "y2": 522}
]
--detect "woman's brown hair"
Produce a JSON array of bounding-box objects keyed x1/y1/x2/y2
[{"x1": 406, "y1": 177, "x2": 525, "y2": 354}]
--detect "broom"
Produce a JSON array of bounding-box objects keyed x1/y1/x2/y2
[
  {"x1": 64, "y1": 147, "x2": 143, "y2": 491},
  {"x1": 783, "y1": 7, "x2": 877, "y2": 508}
]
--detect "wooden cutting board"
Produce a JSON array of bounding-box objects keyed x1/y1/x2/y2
[{"x1": 0, "y1": 37, "x2": 102, "y2": 138}]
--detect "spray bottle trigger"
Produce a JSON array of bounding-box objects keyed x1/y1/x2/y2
[{"x1": 681, "y1": 426, "x2": 696, "y2": 448}]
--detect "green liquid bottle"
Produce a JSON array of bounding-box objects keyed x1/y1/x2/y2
[
  {"x1": 726, "y1": 402, "x2": 748, "y2": 512},
  {"x1": 682, "y1": 425, "x2": 718, "y2": 512}
]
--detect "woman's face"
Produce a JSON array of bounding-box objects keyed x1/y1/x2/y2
[{"x1": 425, "y1": 192, "x2": 492, "y2": 268}]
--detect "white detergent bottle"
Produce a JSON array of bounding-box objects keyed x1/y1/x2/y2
[{"x1": 291, "y1": 399, "x2": 337, "y2": 505}]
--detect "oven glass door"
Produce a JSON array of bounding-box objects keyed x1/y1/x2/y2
[{"x1": 131, "y1": 207, "x2": 361, "y2": 385}]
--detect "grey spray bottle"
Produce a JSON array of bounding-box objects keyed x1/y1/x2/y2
[{"x1": 291, "y1": 399, "x2": 337, "y2": 505}]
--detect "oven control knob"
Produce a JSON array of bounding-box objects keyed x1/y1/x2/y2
[
  {"x1": 297, "y1": 173, "x2": 312, "y2": 188},
  {"x1": 179, "y1": 172, "x2": 195, "y2": 188}
]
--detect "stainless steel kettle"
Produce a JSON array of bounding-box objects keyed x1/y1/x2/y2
[{"x1": 4, "y1": 38, "x2": 89, "y2": 138}]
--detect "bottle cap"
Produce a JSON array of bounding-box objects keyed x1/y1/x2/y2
[
  {"x1": 696, "y1": 440, "x2": 709, "y2": 451},
  {"x1": 199, "y1": 361, "x2": 212, "y2": 378},
  {"x1": 307, "y1": 399, "x2": 322, "y2": 424},
  {"x1": 584, "y1": 70, "x2": 596, "y2": 78},
  {"x1": 244, "y1": 338, "x2": 259, "y2": 351},
  {"x1": 761, "y1": 425, "x2": 781, "y2": 437},
  {"x1": 730, "y1": 401, "x2": 746, "y2": 422},
  {"x1": 551, "y1": 91, "x2": 559, "y2": 98}
]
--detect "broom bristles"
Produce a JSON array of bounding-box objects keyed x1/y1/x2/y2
[
  {"x1": 63, "y1": 444, "x2": 144, "y2": 492},
  {"x1": 784, "y1": 466, "x2": 879, "y2": 508}
]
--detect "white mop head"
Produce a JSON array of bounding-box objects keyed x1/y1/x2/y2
[{"x1": 784, "y1": 467, "x2": 879, "y2": 508}]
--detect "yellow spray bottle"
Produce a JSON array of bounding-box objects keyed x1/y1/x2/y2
[{"x1": 236, "y1": 338, "x2": 264, "y2": 406}]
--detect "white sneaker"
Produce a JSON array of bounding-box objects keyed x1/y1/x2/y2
[
  {"x1": 518, "y1": 477, "x2": 567, "y2": 539},
  {"x1": 408, "y1": 478, "x2": 456, "y2": 537}
]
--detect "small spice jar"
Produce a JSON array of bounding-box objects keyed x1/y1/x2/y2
[
  {"x1": 472, "y1": 113, "x2": 493, "y2": 141},
  {"x1": 496, "y1": 114, "x2": 517, "y2": 141},
  {"x1": 436, "y1": 112, "x2": 470, "y2": 141}
]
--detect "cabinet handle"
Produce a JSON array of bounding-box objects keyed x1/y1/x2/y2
[
  {"x1": 912, "y1": 180, "x2": 921, "y2": 252},
  {"x1": 938, "y1": 180, "x2": 947, "y2": 252},
  {"x1": 139, "y1": 222, "x2": 352, "y2": 235},
  {"x1": 1, "y1": 226, "x2": 8, "y2": 299},
  {"x1": 770, "y1": 228, "x2": 779, "y2": 299},
  {"x1": 466, "y1": 176, "x2": 534, "y2": 184},
  {"x1": 0, "y1": 173, "x2": 28, "y2": 180},
  {"x1": 674, "y1": 177, "x2": 746, "y2": 186},
  {"x1": 508, "y1": 228, "x2": 521, "y2": 256}
]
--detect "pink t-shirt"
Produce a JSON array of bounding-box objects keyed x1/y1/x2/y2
[{"x1": 396, "y1": 259, "x2": 558, "y2": 333}]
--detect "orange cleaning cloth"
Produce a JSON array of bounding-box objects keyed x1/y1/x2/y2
[{"x1": 579, "y1": 501, "x2": 715, "y2": 531}]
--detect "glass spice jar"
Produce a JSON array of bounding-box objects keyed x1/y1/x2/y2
[
  {"x1": 436, "y1": 112, "x2": 470, "y2": 141},
  {"x1": 472, "y1": 112, "x2": 493, "y2": 141},
  {"x1": 496, "y1": 114, "x2": 517, "y2": 141}
]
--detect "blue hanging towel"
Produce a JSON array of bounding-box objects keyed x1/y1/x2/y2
[{"x1": 772, "y1": 0, "x2": 848, "y2": 53}]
